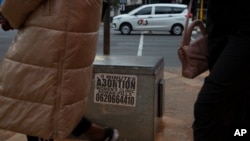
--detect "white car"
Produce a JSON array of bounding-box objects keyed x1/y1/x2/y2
[{"x1": 112, "y1": 3, "x2": 190, "y2": 35}]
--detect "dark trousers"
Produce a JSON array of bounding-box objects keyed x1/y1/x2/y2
[
  {"x1": 192, "y1": 37, "x2": 250, "y2": 141},
  {"x1": 27, "y1": 117, "x2": 92, "y2": 141}
]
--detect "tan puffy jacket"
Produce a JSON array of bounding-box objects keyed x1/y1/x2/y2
[{"x1": 0, "y1": 0, "x2": 102, "y2": 139}]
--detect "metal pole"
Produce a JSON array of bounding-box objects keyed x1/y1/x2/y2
[
  {"x1": 199, "y1": 0, "x2": 203, "y2": 20},
  {"x1": 103, "y1": 1, "x2": 111, "y2": 55}
]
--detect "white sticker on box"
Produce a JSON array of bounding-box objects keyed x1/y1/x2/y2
[{"x1": 94, "y1": 73, "x2": 137, "y2": 107}]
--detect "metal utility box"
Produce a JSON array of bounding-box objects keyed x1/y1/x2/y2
[{"x1": 85, "y1": 55, "x2": 165, "y2": 141}]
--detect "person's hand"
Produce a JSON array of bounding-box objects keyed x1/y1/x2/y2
[{"x1": 0, "y1": 14, "x2": 13, "y2": 31}]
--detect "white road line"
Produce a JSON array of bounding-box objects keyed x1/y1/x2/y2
[{"x1": 137, "y1": 32, "x2": 144, "y2": 56}]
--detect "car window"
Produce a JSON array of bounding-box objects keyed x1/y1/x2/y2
[
  {"x1": 134, "y1": 7, "x2": 152, "y2": 15},
  {"x1": 155, "y1": 6, "x2": 172, "y2": 14},
  {"x1": 172, "y1": 7, "x2": 185, "y2": 14}
]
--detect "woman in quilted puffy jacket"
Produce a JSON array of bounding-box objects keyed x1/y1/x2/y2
[{"x1": 0, "y1": 0, "x2": 118, "y2": 141}]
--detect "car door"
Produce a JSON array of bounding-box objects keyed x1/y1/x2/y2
[
  {"x1": 150, "y1": 6, "x2": 174, "y2": 30},
  {"x1": 131, "y1": 6, "x2": 154, "y2": 30}
]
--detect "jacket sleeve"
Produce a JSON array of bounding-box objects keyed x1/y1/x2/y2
[{"x1": 1, "y1": 0, "x2": 44, "y2": 29}]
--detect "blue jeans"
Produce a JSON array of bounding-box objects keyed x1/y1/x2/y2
[{"x1": 27, "y1": 117, "x2": 91, "y2": 141}]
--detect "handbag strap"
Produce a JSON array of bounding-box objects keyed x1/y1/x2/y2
[
  {"x1": 185, "y1": 19, "x2": 207, "y2": 43},
  {"x1": 180, "y1": 0, "x2": 193, "y2": 47}
]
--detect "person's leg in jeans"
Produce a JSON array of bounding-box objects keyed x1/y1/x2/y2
[
  {"x1": 193, "y1": 37, "x2": 250, "y2": 141},
  {"x1": 27, "y1": 117, "x2": 119, "y2": 141},
  {"x1": 71, "y1": 117, "x2": 117, "y2": 141},
  {"x1": 26, "y1": 136, "x2": 53, "y2": 141}
]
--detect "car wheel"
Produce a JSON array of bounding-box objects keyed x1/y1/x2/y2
[
  {"x1": 120, "y1": 23, "x2": 132, "y2": 35},
  {"x1": 170, "y1": 24, "x2": 183, "y2": 35}
]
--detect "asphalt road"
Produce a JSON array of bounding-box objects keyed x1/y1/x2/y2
[
  {"x1": 0, "y1": 30, "x2": 16, "y2": 60},
  {"x1": 98, "y1": 25, "x2": 183, "y2": 68},
  {"x1": 0, "y1": 24, "x2": 184, "y2": 68}
]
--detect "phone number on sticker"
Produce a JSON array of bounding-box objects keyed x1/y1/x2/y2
[{"x1": 95, "y1": 93, "x2": 135, "y2": 106}]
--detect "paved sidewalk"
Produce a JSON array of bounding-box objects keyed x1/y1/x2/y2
[{"x1": 0, "y1": 67, "x2": 207, "y2": 141}]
